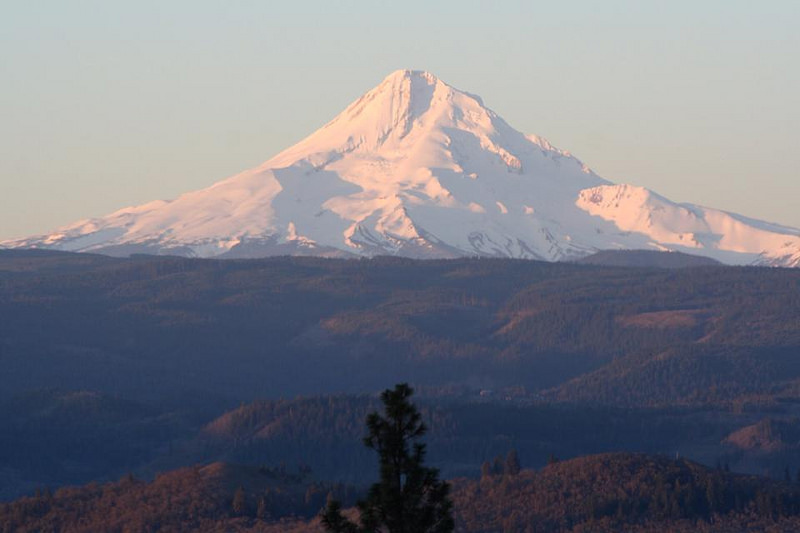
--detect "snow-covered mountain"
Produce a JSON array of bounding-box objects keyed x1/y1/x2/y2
[{"x1": 4, "y1": 70, "x2": 800, "y2": 266}]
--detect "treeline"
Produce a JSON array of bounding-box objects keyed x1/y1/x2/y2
[
  {"x1": 453, "y1": 453, "x2": 800, "y2": 532},
  {"x1": 6, "y1": 453, "x2": 800, "y2": 532},
  {"x1": 0, "y1": 462, "x2": 356, "y2": 533}
]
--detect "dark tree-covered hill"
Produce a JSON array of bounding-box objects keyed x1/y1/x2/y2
[
  {"x1": 452, "y1": 452, "x2": 800, "y2": 532},
  {"x1": 1, "y1": 251, "x2": 799, "y2": 407},
  {"x1": 0, "y1": 461, "x2": 353, "y2": 533},
  {"x1": 5, "y1": 453, "x2": 800, "y2": 533},
  {"x1": 575, "y1": 249, "x2": 722, "y2": 268}
]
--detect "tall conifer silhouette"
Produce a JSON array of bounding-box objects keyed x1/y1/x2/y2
[{"x1": 322, "y1": 383, "x2": 454, "y2": 533}]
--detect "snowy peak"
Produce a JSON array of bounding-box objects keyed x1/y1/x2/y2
[
  {"x1": 336, "y1": 69, "x2": 485, "y2": 142},
  {"x1": 266, "y1": 68, "x2": 579, "y2": 178},
  {"x1": 267, "y1": 69, "x2": 511, "y2": 170},
  {"x1": 3, "y1": 71, "x2": 800, "y2": 267},
  {"x1": 342, "y1": 69, "x2": 450, "y2": 133}
]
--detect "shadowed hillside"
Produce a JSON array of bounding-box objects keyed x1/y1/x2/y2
[
  {"x1": 0, "y1": 461, "x2": 352, "y2": 533},
  {"x1": 187, "y1": 396, "x2": 738, "y2": 485},
  {"x1": 3, "y1": 252, "x2": 800, "y2": 505},
  {"x1": 575, "y1": 249, "x2": 722, "y2": 268},
  {"x1": 1, "y1": 251, "x2": 799, "y2": 406},
  {"x1": 452, "y1": 452, "x2": 800, "y2": 532}
]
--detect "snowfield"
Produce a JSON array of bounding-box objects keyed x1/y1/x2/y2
[{"x1": 4, "y1": 70, "x2": 800, "y2": 267}]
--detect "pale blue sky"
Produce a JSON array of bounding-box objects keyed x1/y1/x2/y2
[{"x1": 2, "y1": 1, "x2": 798, "y2": 240}]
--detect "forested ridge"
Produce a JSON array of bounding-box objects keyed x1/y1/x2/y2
[
  {"x1": 6, "y1": 453, "x2": 800, "y2": 532},
  {"x1": 2, "y1": 250, "x2": 800, "y2": 530},
  {"x1": 2, "y1": 250, "x2": 799, "y2": 405}
]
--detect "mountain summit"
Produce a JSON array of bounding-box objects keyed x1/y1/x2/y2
[{"x1": 5, "y1": 70, "x2": 800, "y2": 266}]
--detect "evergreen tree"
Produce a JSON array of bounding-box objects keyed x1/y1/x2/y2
[
  {"x1": 232, "y1": 486, "x2": 247, "y2": 516},
  {"x1": 505, "y1": 450, "x2": 521, "y2": 476},
  {"x1": 705, "y1": 478, "x2": 721, "y2": 515},
  {"x1": 492, "y1": 455, "x2": 504, "y2": 476},
  {"x1": 321, "y1": 383, "x2": 454, "y2": 533},
  {"x1": 256, "y1": 496, "x2": 268, "y2": 520}
]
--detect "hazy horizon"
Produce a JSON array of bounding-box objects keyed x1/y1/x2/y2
[{"x1": 2, "y1": 1, "x2": 798, "y2": 241}]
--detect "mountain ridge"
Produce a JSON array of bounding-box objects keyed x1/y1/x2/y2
[{"x1": 5, "y1": 69, "x2": 800, "y2": 267}]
